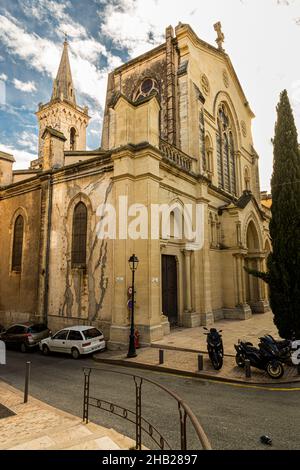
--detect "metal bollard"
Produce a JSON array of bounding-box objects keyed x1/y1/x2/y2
[
  {"x1": 24, "y1": 361, "x2": 31, "y2": 403},
  {"x1": 245, "y1": 359, "x2": 251, "y2": 378},
  {"x1": 159, "y1": 349, "x2": 164, "y2": 365},
  {"x1": 198, "y1": 354, "x2": 203, "y2": 371}
]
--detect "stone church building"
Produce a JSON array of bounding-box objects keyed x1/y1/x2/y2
[{"x1": 0, "y1": 23, "x2": 271, "y2": 347}]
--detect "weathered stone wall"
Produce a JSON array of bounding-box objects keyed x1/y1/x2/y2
[
  {"x1": 0, "y1": 156, "x2": 114, "y2": 335},
  {"x1": 47, "y1": 168, "x2": 114, "y2": 335},
  {"x1": 0, "y1": 186, "x2": 42, "y2": 326}
]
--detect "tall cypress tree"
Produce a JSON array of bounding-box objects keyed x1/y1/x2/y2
[{"x1": 268, "y1": 90, "x2": 300, "y2": 338}]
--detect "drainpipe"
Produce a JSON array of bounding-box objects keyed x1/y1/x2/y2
[{"x1": 43, "y1": 175, "x2": 53, "y2": 325}]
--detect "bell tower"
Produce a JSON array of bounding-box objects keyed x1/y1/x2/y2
[{"x1": 35, "y1": 38, "x2": 90, "y2": 169}]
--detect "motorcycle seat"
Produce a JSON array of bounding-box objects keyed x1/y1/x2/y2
[{"x1": 241, "y1": 342, "x2": 258, "y2": 352}]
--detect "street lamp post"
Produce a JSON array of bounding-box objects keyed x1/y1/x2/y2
[{"x1": 127, "y1": 254, "x2": 139, "y2": 358}]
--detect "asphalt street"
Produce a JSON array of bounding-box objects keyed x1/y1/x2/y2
[{"x1": 0, "y1": 349, "x2": 299, "y2": 450}]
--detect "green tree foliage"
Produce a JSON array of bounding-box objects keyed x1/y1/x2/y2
[{"x1": 245, "y1": 90, "x2": 300, "y2": 338}]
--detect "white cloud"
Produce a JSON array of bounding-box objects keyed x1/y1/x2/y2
[
  {"x1": 70, "y1": 38, "x2": 107, "y2": 64},
  {"x1": 0, "y1": 14, "x2": 61, "y2": 77},
  {"x1": 22, "y1": 0, "x2": 71, "y2": 23},
  {"x1": 0, "y1": 143, "x2": 35, "y2": 169},
  {"x1": 13, "y1": 78, "x2": 37, "y2": 92},
  {"x1": 0, "y1": 14, "x2": 110, "y2": 108},
  {"x1": 101, "y1": 0, "x2": 164, "y2": 57},
  {"x1": 0, "y1": 73, "x2": 7, "y2": 81},
  {"x1": 18, "y1": 131, "x2": 38, "y2": 153}
]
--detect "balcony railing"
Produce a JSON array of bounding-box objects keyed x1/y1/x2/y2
[{"x1": 159, "y1": 139, "x2": 193, "y2": 172}]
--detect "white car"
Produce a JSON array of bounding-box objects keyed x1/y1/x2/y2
[{"x1": 39, "y1": 326, "x2": 106, "y2": 359}]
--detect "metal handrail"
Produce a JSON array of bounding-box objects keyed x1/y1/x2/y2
[{"x1": 82, "y1": 366, "x2": 212, "y2": 450}]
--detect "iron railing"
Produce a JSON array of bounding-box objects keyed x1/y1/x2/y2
[{"x1": 82, "y1": 367, "x2": 212, "y2": 451}]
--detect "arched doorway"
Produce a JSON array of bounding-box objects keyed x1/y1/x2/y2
[{"x1": 245, "y1": 221, "x2": 260, "y2": 310}]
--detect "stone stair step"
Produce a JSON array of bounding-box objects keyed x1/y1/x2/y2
[
  {"x1": 0, "y1": 416, "x2": 81, "y2": 450},
  {"x1": 65, "y1": 436, "x2": 121, "y2": 450},
  {"x1": 47, "y1": 424, "x2": 110, "y2": 450},
  {"x1": 9, "y1": 435, "x2": 56, "y2": 450}
]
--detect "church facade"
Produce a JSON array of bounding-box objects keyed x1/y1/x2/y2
[{"x1": 0, "y1": 23, "x2": 271, "y2": 347}]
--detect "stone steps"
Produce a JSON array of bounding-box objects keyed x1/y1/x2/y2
[{"x1": 0, "y1": 381, "x2": 135, "y2": 450}]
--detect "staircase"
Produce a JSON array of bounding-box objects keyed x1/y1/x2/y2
[{"x1": 0, "y1": 381, "x2": 135, "y2": 450}]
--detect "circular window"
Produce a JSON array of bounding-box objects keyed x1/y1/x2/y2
[
  {"x1": 134, "y1": 78, "x2": 159, "y2": 102},
  {"x1": 223, "y1": 70, "x2": 229, "y2": 88},
  {"x1": 141, "y1": 78, "x2": 153, "y2": 95},
  {"x1": 201, "y1": 74, "x2": 210, "y2": 95}
]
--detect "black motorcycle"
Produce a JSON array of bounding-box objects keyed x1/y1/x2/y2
[
  {"x1": 260, "y1": 335, "x2": 292, "y2": 365},
  {"x1": 203, "y1": 327, "x2": 224, "y2": 370},
  {"x1": 234, "y1": 339, "x2": 284, "y2": 379}
]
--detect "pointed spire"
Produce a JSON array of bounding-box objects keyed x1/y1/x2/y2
[{"x1": 51, "y1": 38, "x2": 76, "y2": 105}]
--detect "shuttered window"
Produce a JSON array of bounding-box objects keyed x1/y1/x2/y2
[
  {"x1": 12, "y1": 215, "x2": 24, "y2": 272},
  {"x1": 72, "y1": 202, "x2": 87, "y2": 267}
]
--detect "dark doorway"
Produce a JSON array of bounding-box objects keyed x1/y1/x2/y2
[{"x1": 161, "y1": 255, "x2": 178, "y2": 326}]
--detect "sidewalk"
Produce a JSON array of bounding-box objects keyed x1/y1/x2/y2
[
  {"x1": 94, "y1": 313, "x2": 300, "y2": 385},
  {"x1": 0, "y1": 381, "x2": 136, "y2": 450},
  {"x1": 152, "y1": 311, "x2": 279, "y2": 356}
]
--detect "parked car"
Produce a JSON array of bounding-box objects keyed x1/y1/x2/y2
[
  {"x1": 39, "y1": 326, "x2": 106, "y2": 359},
  {"x1": 0, "y1": 323, "x2": 51, "y2": 352}
]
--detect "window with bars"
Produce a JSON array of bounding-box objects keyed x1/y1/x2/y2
[
  {"x1": 216, "y1": 104, "x2": 237, "y2": 195},
  {"x1": 12, "y1": 215, "x2": 24, "y2": 272},
  {"x1": 72, "y1": 202, "x2": 87, "y2": 267}
]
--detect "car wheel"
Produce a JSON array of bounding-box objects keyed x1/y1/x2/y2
[
  {"x1": 71, "y1": 348, "x2": 80, "y2": 360},
  {"x1": 20, "y1": 343, "x2": 27, "y2": 353},
  {"x1": 42, "y1": 345, "x2": 50, "y2": 356}
]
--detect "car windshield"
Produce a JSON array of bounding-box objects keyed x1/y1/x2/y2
[
  {"x1": 28, "y1": 324, "x2": 47, "y2": 333},
  {"x1": 82, "y1": 328, "x2": 102, "y2": 340}
]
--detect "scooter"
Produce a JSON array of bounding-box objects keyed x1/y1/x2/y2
[
  {"x1": 260, "y1": 335, "x2": 300, "y2": 366},
  {"x1": 203, "y1": 327, "x2": 224, "y2": 370},
  {"x1": 234, "y1": 339, "x2": 284, "y2": 379}
]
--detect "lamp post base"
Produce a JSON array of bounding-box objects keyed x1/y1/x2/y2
[
  {"x1": 127, "y1": 352, "x2": 137, "y2": 358},
  {"x1": 127, "y1": 334, "x2": 137, "y2": 358}
]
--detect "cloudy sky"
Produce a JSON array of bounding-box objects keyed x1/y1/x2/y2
[{"x1": 0, "y1": 0, "x2": 300, "y2": 190}]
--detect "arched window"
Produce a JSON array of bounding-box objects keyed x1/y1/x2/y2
[
  {"x1": 72, "y1": 202, "x2": 87, "y2": 267},
  {"x1": 70, "y1": 127, "x2": 76, "y2": 151},
  {"x1": 204, "y1": 135, "x2": 213, "y2": 176},
  {"x1": 216, "y1": 103, "x2": 236, "y2": 195},
  {"x1": 12, "y1": 215, "x2": 24, "y2": 272}
]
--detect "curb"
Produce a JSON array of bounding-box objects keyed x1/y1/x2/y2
[
  {"x1": 151, "y1": 343, "x2": 235, "y2": 357},
  {"x1": 93, "y1": 356, "x2": 300, "y2": 387}
]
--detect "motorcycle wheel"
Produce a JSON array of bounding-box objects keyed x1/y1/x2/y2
[
  {"x1": 266, "y1": 361, "x2": 284, "y2": 379},
  {"x1": 235, "y1": 354, "x2": 245, "y2": 368},
  {"x1": 211, "y1": 352, "x2": 223, "y2": 370}
]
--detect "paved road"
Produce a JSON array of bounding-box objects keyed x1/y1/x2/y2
[{"x1": 0, "y1": 349, "x2": 299, "y2": 450}]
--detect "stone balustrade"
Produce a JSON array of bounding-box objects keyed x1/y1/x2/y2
[{"x1": 159, "y1": 139, "x2": 193, "y2": 172}]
